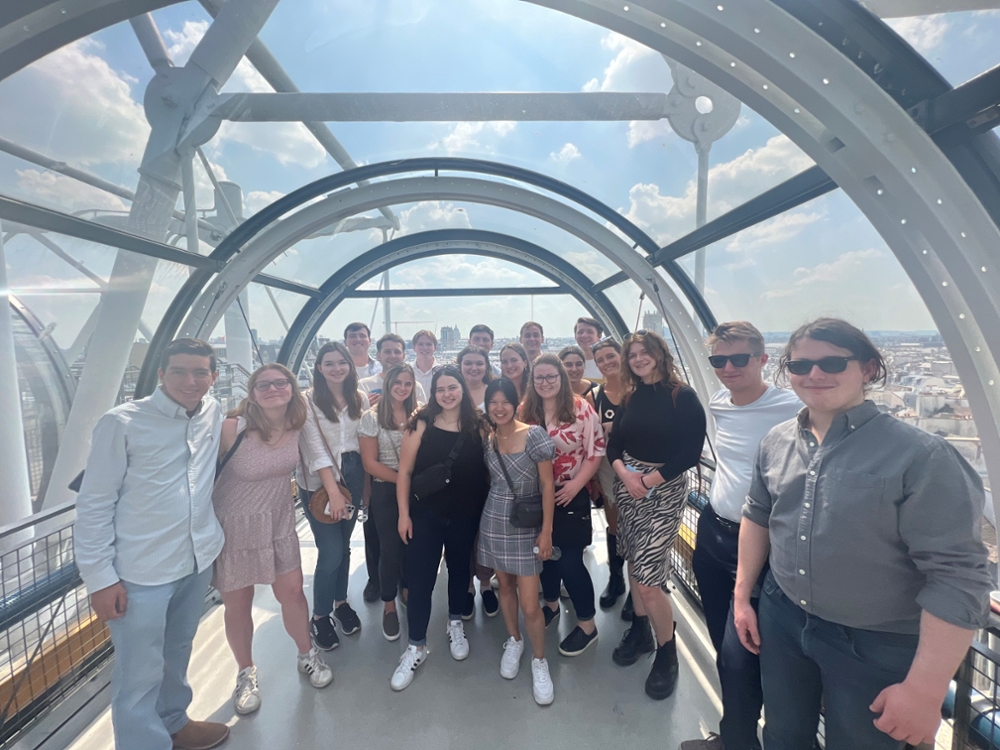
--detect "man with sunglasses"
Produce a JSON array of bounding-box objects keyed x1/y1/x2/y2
[{"x1": 681, "y1": 322, "x2": 801, "y2": 750}]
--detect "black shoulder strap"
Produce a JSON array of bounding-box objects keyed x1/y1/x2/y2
[
  {"x1": 443, "y1": 429, "x2": 467, "y2": 470},
  {"x1": 216, "y1": 429, "x2": 247, "y2": 481},
  {"x1": 491, "y1": 435, "x2": 519, "y2": 497}
]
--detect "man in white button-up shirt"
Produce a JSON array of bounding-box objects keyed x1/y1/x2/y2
[{"x1": 74, "y1": 338, "x2": 229, "y2": 750}]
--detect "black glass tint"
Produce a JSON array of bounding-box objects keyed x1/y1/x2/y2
[
  {"x1": 708, "y1": 353, "x2": 755, "y2": 369},
  {"x1": 253, "y1": 378, "x2": 291, "y2": 391},
  {"x1": 785, "y1": 356, "x2": 860, "y2": 376}
]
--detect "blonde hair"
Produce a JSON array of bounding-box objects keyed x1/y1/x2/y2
[{"x1": 231, "y1": 363, "x2": 307, "y2": 441}]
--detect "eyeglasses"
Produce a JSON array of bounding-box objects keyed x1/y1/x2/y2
[
  {"x1": 708, "y1": 353, "x2": 760, "y2": 369},
  {"x1": 533, "y1": 374, "x2": 560, "y2": 385},
  {"x1": 254, "y1": 378, "x2": 291, "y2": 392},
  {"x1": 785, "y1": 356, "x2": 860, "y2": 376}
]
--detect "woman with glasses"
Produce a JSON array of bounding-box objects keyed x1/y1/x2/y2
[
  {"x1": 521, "y1": 354, "x2": 605, "y2": 657},
  {"x1": 608, "y1": 330, "x2": 706, "y2": 700},
  {"x1": 457, "y1": 345, "x2": 494, "y2": 410},
  {"x1": 298, "y1": 342, "x2": 370, "y2": 652},
  {"x1": 391, "y1": 366, "x2": 490, "y2": 691},
  {"x1": 359, "y1": 363, "x2": 419, "y2": 642},
  {"x1": 479, "y1": 378, "x2": 557, "y2": 704},
  {"x1": 591, "y1": 339, "x2": 628, "y2": 612},
  {"x1": 734, "y1": 319, "x2": 990, "y2": 750},
  {"x1": 457, "y1": 345, "x2": 499, "y2": 615},
  {"x1": 500, "y1": 342, "x2": 531, "y2": 402},
  {"x1": 214, "y1": 364, "x2": 332, "y2": 716},
  {"x1": 559, "y1": 345, "x2": 598, "y2": 408}
]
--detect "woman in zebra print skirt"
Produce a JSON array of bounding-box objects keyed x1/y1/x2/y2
[{"x1": 607, "y1": 330, "x2": 706, "y2": 701}]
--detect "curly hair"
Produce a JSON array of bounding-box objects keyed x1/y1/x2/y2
[{"x1": 620, "y1": 330, "x2": 685, "y2": 403}]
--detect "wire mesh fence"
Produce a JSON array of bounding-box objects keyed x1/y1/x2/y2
[{"x1": 0, "y1": 506, "x2": 112, "y2": 745}]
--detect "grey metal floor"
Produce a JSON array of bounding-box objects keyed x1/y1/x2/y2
[{"x1": 67, "y1": 516, "x2": 723, "y2": 750}]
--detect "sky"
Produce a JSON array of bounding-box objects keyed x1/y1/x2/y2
[{"x1": 1, "y1": 1, "x2": 999, "y2": 350}]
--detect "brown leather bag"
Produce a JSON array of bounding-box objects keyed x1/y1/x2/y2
[{"x1": 301, "y1": 397, "x2": 353, "y2": 524}]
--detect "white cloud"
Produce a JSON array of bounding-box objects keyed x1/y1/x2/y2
[
  {"x1": 791, "y1": 248, "x2": 883, "y2": 287},
  {"x1": 582, "y1": 78, "x2": 600, "y2": 93},
  {"x1": 886, "y1": 15, "x2": 950, "y2": 53},
  {"x1": 430, "y1": 122, "x2": 517, "y2": 155},
  {"x1": 724, "y1": 211, "x2": 824, "y2": 254},
  {"x1": 15, "y1": 169, "x2": 129, "y2": 213},
  {"x1": 397, "y1": 201, "x2": 473, "y2": 235},
  {"x1": 245, "y1": 190, "x2": 286, "y2": 216},
  {"x1": 163, "y1": 21, "x2": 327, "y2": 169},
  {"x1": 624, "y1": 135, "x2": 814, "y2": 245},
  {"x1": 0, "y1": 39, "x2": 149, "y2": 167},
  {"x1": 550, "y1": 143, "x2": 581, "y2": 164},
  {"x1": 627, "y1": 120, "x2": 675, "y2": 148}
]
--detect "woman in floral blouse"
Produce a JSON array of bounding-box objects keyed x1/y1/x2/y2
[{"x1": 520, "y1": 354, "x2": 605, "y2": 658}]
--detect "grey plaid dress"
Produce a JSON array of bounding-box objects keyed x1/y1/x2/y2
[{"x1": 478, "y1": 425, "x2": 556, "y2": 576}]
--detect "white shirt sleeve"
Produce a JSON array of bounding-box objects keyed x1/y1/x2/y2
[
  {"x1": 74, "y1": 414, "x2": 129, "y2": 593},
  {"x1": 300, "y1": 396, "x2": 335, "y2": 475}
]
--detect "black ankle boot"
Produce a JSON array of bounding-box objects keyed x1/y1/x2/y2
[
  {"x1": 620, "y1": 590, "x2": 634, "y2": 622},
  {"x1": 644, "y1": 626, "x2": 679, "y2": 700},
  {"x1": 612, "y1": 614, "x2": 654, "y2": 666},
  {"x1": 600, "y1": 535, "x2": 626, "y2": 609}
]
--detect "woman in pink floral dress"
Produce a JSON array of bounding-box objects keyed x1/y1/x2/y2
[{"x1": 520, "y1": 354, "x2": 605, "y2": 658}]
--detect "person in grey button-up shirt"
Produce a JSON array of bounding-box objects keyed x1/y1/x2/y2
[
  {"x1": 733, "y1": 318, "x2": 991, "y2": 750},
  {"x1": 74, "y1": 338, "x2": 229, "y2": 750}
]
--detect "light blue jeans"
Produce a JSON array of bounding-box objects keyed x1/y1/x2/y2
[{"x1": 106, "y1": 567, "x2": 212, "y2": 750}]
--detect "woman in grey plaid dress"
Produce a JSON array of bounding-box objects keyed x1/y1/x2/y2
[{"x1": 478, "y1": 378, "x2": 558, "y2": 705}]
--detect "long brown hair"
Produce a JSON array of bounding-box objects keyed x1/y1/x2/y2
[
  {"x1": 520, "y1": 354, "x2": 576, "y2": 427},
  {"x1": 407, "y1": 365, "x2": 483, "y2": 435},
  {"x1": 312, "y1": 341, "x2": 364, "y2": 422},
  {"x1": 499, "y1": 342, "x2": 529, "y2": 397},
  {"x1": 457, "y1": 345, "x2": 495, "y2": 384},
  {"x1": 230, "y1": 363, "x2": 306, "y2": 441},
  {"x1": 621, "y1": 330, "x2": 686, "y2": 403},
  {"x1": 377, "y1": 363, "x2": 418, "y2": 431}
]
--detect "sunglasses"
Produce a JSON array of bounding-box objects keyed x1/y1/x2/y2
[
  {"x1": 590, "y1": 336, "x2": 618, "y2": 352},
  {"x1": 708, "y1": 353, "x2": 760, "y2": 369},
  {"x1": 785, "y1": 356, "x2": 860, "y2": 376}
]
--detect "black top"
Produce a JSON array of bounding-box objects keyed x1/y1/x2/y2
[
  {"x1": 594, "y1": 385, "x2": 622, "y2": 426},
  {"x1": 607, "y1": 382, "x2": 706, "y2": 480},
  {"x1": 411, "y1": 424, "x2": 490, "y2": 521}
]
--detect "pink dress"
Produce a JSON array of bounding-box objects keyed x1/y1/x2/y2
[{"x1": 212, "y1": 426, "x2": 301, "y2": 593}]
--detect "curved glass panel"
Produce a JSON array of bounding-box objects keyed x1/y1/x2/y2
[{"x1": 885, "y1": 11, "x2": 1000, "y2": 86}]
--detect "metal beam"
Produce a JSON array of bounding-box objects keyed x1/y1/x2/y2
[
  {"x1": 0, "y1": 195, "x2": 222, "y2": 271},
  {"x1": 347, "y1": 286, "x2": 564, "y2": 299},
  {"x1": 858, "y1": 0, "x2": 1000, "y2": 17},
  {"x1": 253, "y1": 274, "x2": 321, "y2": 298},
  {"x1": 915, "y1": 64, "x2": 1000, "y2": 137},
  {"x1": 215, "y1": 92, "x2": 671, "y2": 122}
]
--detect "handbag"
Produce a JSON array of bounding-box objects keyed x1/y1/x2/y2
[
  {"x1": 492, "y1": 436, "x2": 543, "y2": 529},
  {"x1": 302, "y1": 398, "x2": 353, "y2": 524},
  {"x1": 552, "y1": 486, "x2": 592, "y2": 549},
  {"x1": 410, "y1": 429, "x2": 466, "y2": 502}
]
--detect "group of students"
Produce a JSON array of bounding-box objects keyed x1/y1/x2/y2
[{"x1": 73, "y1": 313, "x2": 990, "y2": 750}]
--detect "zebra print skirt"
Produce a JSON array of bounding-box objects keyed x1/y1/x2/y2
[{"x1": 613, "y1": 452, "x2": 689, "y2": 590}]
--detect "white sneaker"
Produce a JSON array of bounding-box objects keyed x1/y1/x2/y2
[
  {"x1": 447, "y1": 619, "x2": 470, "y2": 661},
  {"x1": 391, "y1": 645, "x2": 427, "y2": 691},
  {"x1": 297, "y1": 647, "x2": 333, "y2": 688},
  {"x1": 500, "y1": 637, "x2": 524, "y2": 679},
  {"x1": 233, "y1": 666, "x2": 261, "y2": 715},
  {"x1": 531, "y1": 657, "x2": 554, "y2": 705}
]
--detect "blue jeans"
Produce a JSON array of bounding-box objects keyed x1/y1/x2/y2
[
  {"x1": 106, "y1": 567, "x2": 212, "y2": 750},
  {"x1": 758, "y1": 570, "x2": 919, "y2": 750},
  {"x1": 692, "y1": 505, "x2": 763, "y2": 750},
  {"x1": 300, "y1": 450, "x2": 363, "y2": 616}
]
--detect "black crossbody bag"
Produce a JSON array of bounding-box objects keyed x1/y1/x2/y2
[
  {"x1": 410, "y1": 430, "x2": 467, "y2": 502},
  {"x1": 492, "y1": 436, "x2": 544, "y2": 529}
]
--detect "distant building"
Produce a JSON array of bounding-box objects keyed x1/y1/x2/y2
[
  {"x1": 440, "y1": 325, "x2": 461, "y2": 349},
  {"x1": 642, "y1": 310, "x2": 664, "y2": 334}
]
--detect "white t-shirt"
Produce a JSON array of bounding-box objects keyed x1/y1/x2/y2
[
  {"x1": 709, "y1": 385, "x2": 803, "y2": 523},
  {"x1": 583, "y1": 358, "x2": 604, "y2": 382},
  {"x1": 358, "y1": 373, "x2": 426, "y2": 405},
  {"x1": 355, "y1": 357, "x2": 381, "y2": 379},
  {"x1": 412, "y1": 359, "x2": 440, "y2": 399}
]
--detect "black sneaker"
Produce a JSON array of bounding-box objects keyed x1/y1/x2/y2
[
  {"x1": 543, "y1": 604, "x2": 561, "y2": 628},
  {"x1": 363, "y1": 578, "x2": 381, "y2": 604},
  {"x1": 333, "y1": 602, "x2": 362, "y2": 635},
  {"x1": 310, "y1": 616, "x2": 339, "y2": 651},
  {"x1": 559, "y1": 626, "x2": 598, "y2": 657},
  {"x1": 462, "y1": 591, "x2": 475, "y2": 621},
  {"x1": 481, "y1": 589, "x2": 500, "y2": 617}
]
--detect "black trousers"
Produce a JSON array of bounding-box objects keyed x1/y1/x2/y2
[
  {"x1": 540, "y1": 546, "x2": 597, "y2": 621},
  {"x1": 364, "y1": 505, "x2": 381, "y2": 585},
  {"x1": 691, "y1": 504, "x2": 764, "y2": 750},
  {"x1": 370, "y1": 481, "x2": 405, "y2": 602},
  {"x1": 404, "y1": 513, "x2": 479, "y2": 645}
]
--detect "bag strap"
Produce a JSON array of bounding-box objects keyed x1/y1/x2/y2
[
  {"x1": 215, "y1": 426, "x2": 247, "y2": 483},
  {"x1": 442, "y1": 427, "x2": 467, "y2": 470},
  {"x1": 491, "y1": 435, "x2": 520, "y2": 499},
  {"x1": 307, "y1": 396, "x2": 347, "y2": 485}
]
